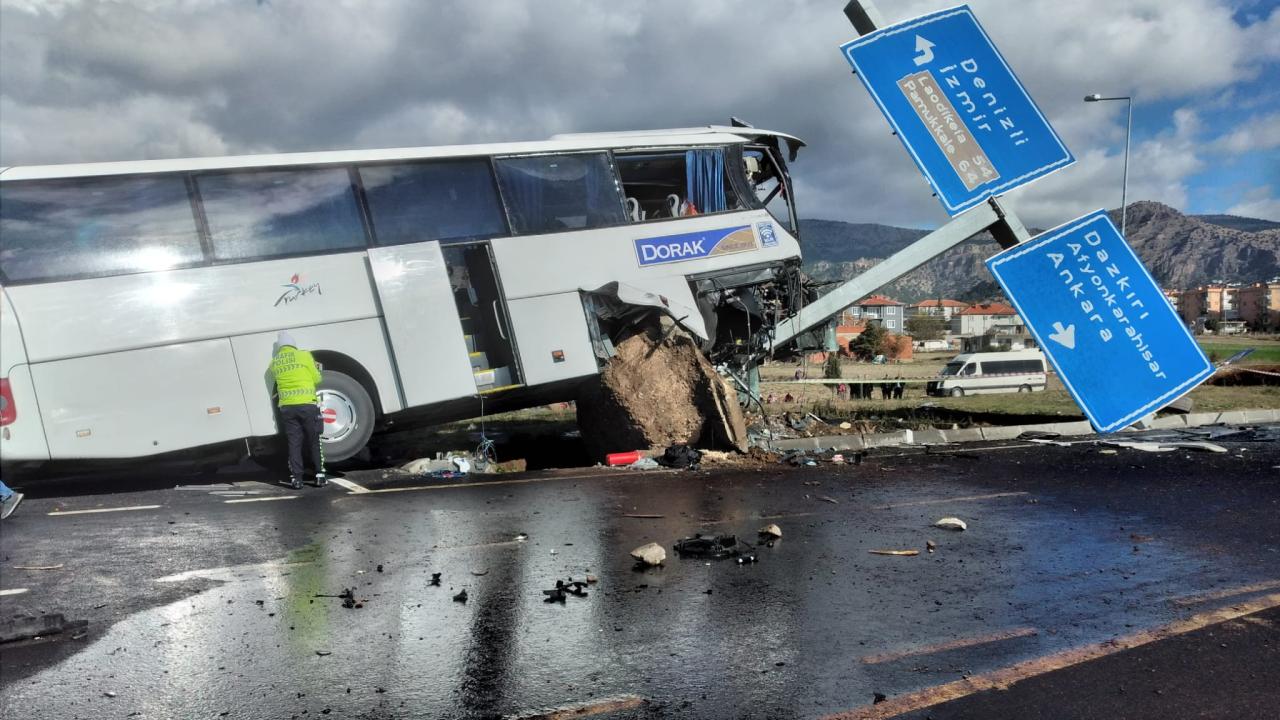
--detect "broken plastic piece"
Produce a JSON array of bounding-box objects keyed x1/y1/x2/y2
[
  {"x1": 452, "y1": 589, "x2": 468, "y2": 603},
  {"x1": 935, "y1": 517, "x2": 967, "y2": 531},
  {"x1": 606, "y1": 450, "x2": 643, "y2": 466},
  {"x1": 630, "y1": 542, "x2": 666, "y2": 566},
  {"x1": 758, "y1": 523, "x2": 783, "y2": 539},
  {"x1": 869, "y1": 549, "x2": 920, "y2": 556}
]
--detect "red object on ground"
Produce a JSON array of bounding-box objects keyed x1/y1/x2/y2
[{"x1": 606, "y1": 450, "x2": 643, "y2": 466}]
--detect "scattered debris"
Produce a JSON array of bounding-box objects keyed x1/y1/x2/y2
[
  {"x1": 1099, "y1": 449, "x2": 1119, "y2": 455},
  {"x1": 658, "y1": 444, "x2": 703, "y2": 470},
  {"x1": 816, "y1": 495, "x2": 840, "y2": 505},
  {"x1": 1018, "y1": 430, "x2": 1062, "y2": 441},
  {"x1": 1026, "y1": 438, "x2": 1072, "y2": 447},
  {"x1": 0, "y1": 614, "x2": 88, "y2": 644},
  {"x1": 630, "y1": 542, "x2": 667, "y2": 567},
  {"x1": 628, "y1": 457, "x2": 663, "y2": 470},
  {"x1": 515, "y1": 534, "x2": 528, "y2": 542},
  {"x1": 623, "y1": 514, "x2": 665, "y2": 519},
  {"x1": 104, "y1": 691, "x2": 117, "y2": 699},
  {"x1": 586, "y1": 574, "x2": 599, "y2": 584},
  {"x1": 471, "y1": 569, "x2": 489, "y2": 577},
  {"x1": 1104, "y1": 440, "x2": 1228, "y2": 454},
  {"x1": 934, "y1": 517, "x2": 967, "y2": 532},
  {"x1": 839, "y1": 422, "x2": 853, "y2": 430},
  {"x1": 315, "y1": 650, "x2": 332, "y2": 657},
  {"x1": 376, "y1": 564, "x2": 384, "y2": 573},
  {"x1": 926, "y1": 540, "x2": 937, "y2": 553},
  {"x1": 873, "y1": 692, "x2": 887, "y2": 704},
  {"x1": 452, "y1": 589, "x2": 468, "y2": 603},
  {"x1": 429, "y1": 573, "x2": 442, "y2": 586},
  {"x1": 673, "y1": 534, "x2": 755, "y2": 560},
  {"x1": 759, "y1": 524, "x2": 783, "y2": 539},
  {"x1": 869, "y1": 549, "x2": 920, "y2": 556},
  {"x1": 12, "y1": 564, "x2": 64, "y2": 570}
]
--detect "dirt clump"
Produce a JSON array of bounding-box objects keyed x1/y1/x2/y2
[{"x1": 577, "y1": 328, "x2": 748, "y2": 461}]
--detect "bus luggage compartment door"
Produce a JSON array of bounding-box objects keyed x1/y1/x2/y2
[{"x1": 368, "y1": 243, "x2": 476, "y2": 407}]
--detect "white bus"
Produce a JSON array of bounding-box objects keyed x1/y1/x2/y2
[
  {"x1": 0, "y1": 126, "x2": 807, "y2": 467},
  {"x1": 926, "y1": 350, "x2": 1048, "y2": 397}
]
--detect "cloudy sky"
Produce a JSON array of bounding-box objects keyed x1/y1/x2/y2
[{"x1": 2, "y1": 0, "x2": 1278, "y2": 229}]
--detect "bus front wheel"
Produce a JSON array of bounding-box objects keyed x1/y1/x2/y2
[
  {"x1": 1018, "y1": 384, "x2": 1033, "y2": 393},
  {"x1": 316, "y1": 370, "x2": 376, "y2": 463},
  {"x1": 949, "y1": 387, "x2": 965, "y2": 398}
]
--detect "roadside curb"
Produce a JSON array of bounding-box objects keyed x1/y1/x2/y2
[{"x1": 770, "y1": 409, "x2": 1280, "y2": 452}]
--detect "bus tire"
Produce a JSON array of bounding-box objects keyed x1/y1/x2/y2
[
  {"x1": 949, "y1": 387, "x2": 965, "y2": 398},
  {"x1": 316, "y1": 370, "x2": 376, "y2": 463},
  {"x1": 1019, "y1": 384, "x2": 1033, "y2": 393}
]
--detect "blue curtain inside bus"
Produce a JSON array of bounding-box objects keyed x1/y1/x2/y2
[{"x1": 685, "y1": 149, "x2": 726, "y2": 214}]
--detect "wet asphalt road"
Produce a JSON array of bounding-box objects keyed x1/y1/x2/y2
[{"x1": 1, "y1": 430, "x2": 1279, "y2": 719}]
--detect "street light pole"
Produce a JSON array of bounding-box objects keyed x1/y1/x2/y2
[{"x1": 1085, "y1": 93, "x2": 1133, "y2": 238}]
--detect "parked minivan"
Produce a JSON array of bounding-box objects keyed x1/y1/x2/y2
[{"x1": 926, "y1": 350, "x2": 1048, "y2": 397}]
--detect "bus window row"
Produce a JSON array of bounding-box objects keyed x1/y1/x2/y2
[{"x1": 0, "y1": 147, "x2": 760, "y2": 284}]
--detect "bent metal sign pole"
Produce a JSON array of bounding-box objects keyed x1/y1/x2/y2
[{"x1": 986, "y1": 211, "x2": 1214, "y2": 433}]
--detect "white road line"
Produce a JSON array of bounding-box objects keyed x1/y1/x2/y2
[
  {"x1": 0, "y1": 588, "x2": 30, "y2": 596},
  {"x1": 328, "y1": 477, "x2": 369, "y2": 494},
  {"x1": 224, "y1": 495, "x2": 299, "y2": 504},
  {"x1": 873, "y1": 491, "x2": 1029, "y2": 510},
  {"x1": 48, "y1": 504, "x2": 162, "y2": 516}
]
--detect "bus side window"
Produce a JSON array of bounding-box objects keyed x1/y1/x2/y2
[
  {"x1": 961, "y1": 363, "x2": 977, "y2": 376},
  {"x1": 360, "y1": 160, "x2": 507, "y2": 246},
  {"x1": 196, "y1": 168, "x2": 366, "y2": 262},
  {"x1": 0, "y1": 175, "x2": 203, "y2": 283},
  {"x1": 615, "y1": 148, "x2": 741, "y2": 222},
  {"x1": 493, "y1": 153, "x2": 626, "y2": 235}
]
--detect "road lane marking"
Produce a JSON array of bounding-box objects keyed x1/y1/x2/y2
[
  {"x1": 504, "y1": 694, "x2": 646, "y2": 719},
  {"x1": 361, "y1": 469, "x2": 675, "y2": 495},
  {"x1": 48, "y1": 504, "x2": 161, "y2": 516},
  {"x1": 1170, "y1": 578, "x2": 1280, "y2": 606},
  {"x1": 155, "y1": 560, "x2": 313, "y2": 583},
  {"x1": 0, "y1": 588, "x2": 29, "y2": 596},
  {"x1": 224, "y1": 495, "x2": 299, "y2": 504},
  {"x1": 860, "y1": 627, "x2": 1039, "y2": 665},
  {"x1": 873, "y1": 491, "x2": 1028, "y2": 510},
  {"x1": 700, "y1": 511, "x2": 817, "y2": 526},
  {"x1": 328, "y1": 477, "x2": 369, "y2": 494},
  {"x1": 821, "y1": 592, "x2": 1280, "y2": 720}
]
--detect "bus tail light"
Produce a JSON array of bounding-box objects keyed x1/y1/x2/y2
[{"x1": 0, "y1": 378, "x2": 15, "y2": 426}]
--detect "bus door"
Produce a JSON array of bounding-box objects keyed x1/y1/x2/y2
[
  {"x1": 367, "y1": 242, "x2": 482, "y2": 408},
  {"x1": 442, "y1": 242, "x2": 521, "y2": 393}
]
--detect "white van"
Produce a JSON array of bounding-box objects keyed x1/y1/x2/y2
[{"x1": 926, "y1": 350, "x2": 1048, "y2": 397}]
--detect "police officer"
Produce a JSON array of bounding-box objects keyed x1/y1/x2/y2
[{"x1": 271, "y1": 331, "x2": 327, "y2": 489}]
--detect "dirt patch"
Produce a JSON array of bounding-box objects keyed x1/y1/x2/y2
[
  {"x1": 576, "y1": 328, "x2": 748, "y2": 461},
  {"x1": 1208, "y1": 365, "x2": 1280, "y2": 386}
]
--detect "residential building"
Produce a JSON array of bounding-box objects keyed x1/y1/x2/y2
[
  {"x1": 951, "y1": 302, "x2": 1021, "y2": 336},
  {"x1": 1237, "y1": 280, "x2": 1280, "y2": 330},
  {"x1": 906, "y1": 299, "x2": 969, "y2": 322},
  {"x1": 1178, "y1": 284, "x2": 1242, "y2": 328},
  {"x1": 840, "y1": 294, "x2": 906, "y2": 333}
]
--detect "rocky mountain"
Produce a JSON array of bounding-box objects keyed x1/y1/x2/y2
[{"x1": 800, "y1": 201, "x2": 1280, "y2": 302}]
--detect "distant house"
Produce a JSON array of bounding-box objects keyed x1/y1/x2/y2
[
  {"x1": 906, "y1": 299, "x2": 969, "y2": 322},
  {"x1": 1238, "y1": 281, "x2": 1280, "y2": 330},
  {"x1": 1178, "y1": 284, "x2": 1241, "y2": 327},
  {"x1": 840, "y1": 294, "x2": 906, "y2": 333},
  {"x1": 951, "y1": 302, "x2": 1021, "y2": 336}
]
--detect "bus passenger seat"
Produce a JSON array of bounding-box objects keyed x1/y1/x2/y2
[{"x1": 625, "y1": 197, "x2": 646, "y2": 222}]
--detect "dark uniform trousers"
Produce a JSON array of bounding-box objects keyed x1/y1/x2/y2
[{"x1": 280, "y1": 404, "x2": 324, "y2": 479}]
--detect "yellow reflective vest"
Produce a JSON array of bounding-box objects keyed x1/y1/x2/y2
[{"x1": 272, "y1": 346, "x2": 321, "y2": 406}]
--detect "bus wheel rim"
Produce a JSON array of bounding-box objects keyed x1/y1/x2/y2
[{"x1": 317, "y1": 390, "x2": 357, "y2": 444}]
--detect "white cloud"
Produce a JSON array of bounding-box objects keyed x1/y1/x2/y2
[
  {"x1": 1227, "y1": 186, "x2": 1280, "y2": 221},
  {"x1": 1209, "y1": 111, "x2": 1280, "y2": 154}
]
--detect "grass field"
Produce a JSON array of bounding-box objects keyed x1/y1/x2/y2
[{"x1": 1197, "y1": 335, "x2": 1280, "y2": 364}]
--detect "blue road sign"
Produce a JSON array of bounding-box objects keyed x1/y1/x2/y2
[
  {"x1": 986, "y1": 210, "x2": 1214, "y2": 433},
  {"x1": 841, "y1": 5, "x2": 1074, "y2": 216}
]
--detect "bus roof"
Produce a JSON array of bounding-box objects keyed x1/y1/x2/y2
[{"x1": 0, "y1": 126, "x2": 803, "y2": 182}]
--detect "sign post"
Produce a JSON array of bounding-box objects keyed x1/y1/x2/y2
[
  {"x1": 986, "y1": 210, "x2": 1214, "y2": 433},
  {"x1": 841, "y1": 5, "x2": 1074, "y2": 216}
]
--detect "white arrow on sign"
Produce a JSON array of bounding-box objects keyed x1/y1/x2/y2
[
  {"x1": 1049, "y1": 322, "x2": 1076, "y2": 350},
  {"x1": 913, "y1": 35, "x2": 935, "y2": 66}
]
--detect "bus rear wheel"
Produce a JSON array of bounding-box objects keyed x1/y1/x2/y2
[
  {"x1": 949, "y1": 387, "x2": 965, "y2": 398},
  {"x1": 316, "y1": 370, "x2": 376, "y2": 463}
]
